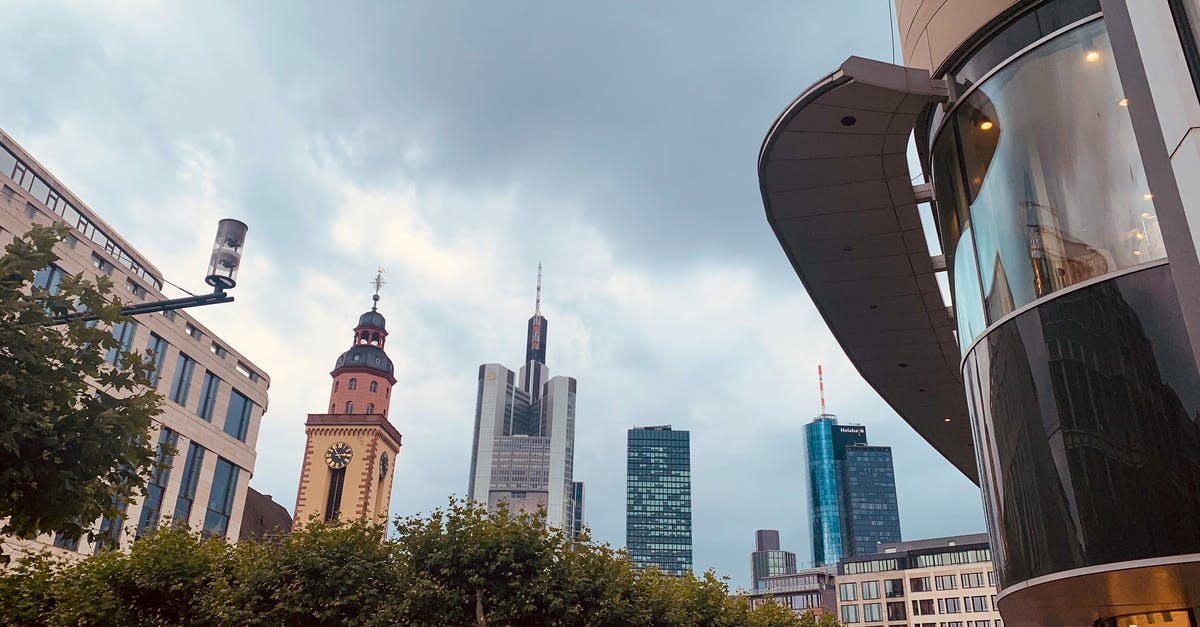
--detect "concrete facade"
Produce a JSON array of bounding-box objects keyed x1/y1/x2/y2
[{"x1": 0, "y1": 127, "x2": 270, "y2": 558}]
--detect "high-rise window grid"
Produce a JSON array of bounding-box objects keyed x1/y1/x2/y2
[{"x1": 626, "y1": 427, "x2": 692, "y2": 576}]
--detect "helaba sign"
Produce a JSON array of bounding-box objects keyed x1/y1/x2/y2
[{"x1": 837, "y1": 426, "x2": 866, "y2": 436}]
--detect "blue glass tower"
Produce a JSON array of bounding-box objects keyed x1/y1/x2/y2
[
  {"x1": 626, "y1": 426, "x2": 692, "y2": 575},
  {"x1": 805, "y1": 415, "x2": 866, "y2": 566},
  {"x1": 805, "y1": 415, "x2": 901, "y2": 565}
]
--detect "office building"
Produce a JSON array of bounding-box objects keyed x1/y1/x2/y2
[
  {"x1": 836, "y1": 534, "x2": 1001, "y2": 626},
  {"x1": 751, "y1": 529, "x2": 798, "y2": 590},
  {"x1": 467, "y1": 269, "x2": 579, "y2": 531},
  {"x1": 0, "y1": 128, "x2": 270, "y2": 558},
  {"x1": 626, "y1": 425, "x2": 692, "y2": 575},
  {"x1": 805, "y1": 416, "x2": 900, "y2": 566},
  {"x1": 759, "y1": 0, "x2": 1200, "y2": 623},
  {"x1": 744, "y1": 567, "x2": 838, "y2": 618},
  {"x1": 571, "y1": 481, "x2": 585, "y2": 540},
  {"x1": 292, "y1": 284, "x2": 401, "y2": 529}
]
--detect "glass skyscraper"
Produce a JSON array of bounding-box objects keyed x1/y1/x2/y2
[
  {"x1": 804, "y1": 415, "x2": 899, "y2": 566},
  {"x1": 626, "y1": 426, "x2": 692, "y2": 575}
]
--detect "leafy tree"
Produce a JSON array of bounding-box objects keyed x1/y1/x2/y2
[
  {"x1": 0, "y1": 224, "x2": 163, "y2": 554},
  {"x1": 0, "y1": 498, "x2": 838, "y2": 626}
]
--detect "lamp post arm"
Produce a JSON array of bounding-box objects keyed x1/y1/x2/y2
[{"x1": 48, "y1": 290, "x2": 234, "y2": 325}]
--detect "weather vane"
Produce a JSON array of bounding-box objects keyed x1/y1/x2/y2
[{"x1": 371, "y1": 267, "x2": 386, "y2": 310}]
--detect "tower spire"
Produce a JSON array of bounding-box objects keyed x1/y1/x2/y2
[
  {"x1": 818, "y1": 364, "x2": 826, "y2": 415},
  {"x1": 535, "y1": 262, "x2": 542, "y2": 318},
  {"x1": 371, "y1": 267, "x2": 386, "y2": 311}
]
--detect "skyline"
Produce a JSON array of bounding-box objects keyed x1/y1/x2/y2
[{"x1": 0, "y1": 0, "x2": 986, "y2": 589}]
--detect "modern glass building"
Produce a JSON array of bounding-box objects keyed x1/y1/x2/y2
[
  {"x1": 843, "y1": 445, "x2": 901, "y2": 558},
  {"x1": 751, "y1": 529, "x2": 799, "y2": 590},
  {"x1": 804, "y1": 416, "x2": 900, "y2": 566},
  {"x1": 760, "y1": 0, "x2": 1200, "y2": 623},
  {"x1": 626, "y1": 425, "x2": 692, "y2": 575}
]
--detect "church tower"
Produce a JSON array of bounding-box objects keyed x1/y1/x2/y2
[{"x1": 293, "y1": 273, "x2": 401, "y2": 529}]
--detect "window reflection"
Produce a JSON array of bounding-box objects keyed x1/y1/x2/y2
[
  {"x1": 965, "y1": 265, "x2": 1200, "y2": 588},
  {"x1": 955, "y1": 19, "x2": 1164, "y2": 322}
]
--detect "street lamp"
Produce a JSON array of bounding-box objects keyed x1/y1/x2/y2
[{"x1": 50, "y1": 219, "x2": 249, "y2": 323}]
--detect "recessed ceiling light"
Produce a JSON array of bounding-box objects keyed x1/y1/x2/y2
[
  {"x1": 1118, "y1": 98, "x2": 1129, "y2": 107},
  {"x1": 979, "y1": 120, "x2": 994, "y2": 131},
  {"x1": 897, "y1": 363, "x2": 908, "y2": 368},
  {"x1": 944, "y1": 418, "x2": 952, "y2": 422},
  {"x1": 1133, "y1": 250, "x2": 1143, "y2": 256},
  {"x1": 1144, "y1": 193, "x2": 1154, "y2": 200},
  {"x1": 1085, "y1": 50, "x2": 1101, "y2": 63},
  {"x1": 1141, "y1": 212, "x2": 1154, "y2": 219},
  {"x1": 841, "y1": 115, "x2": 857, "y2": 127}
]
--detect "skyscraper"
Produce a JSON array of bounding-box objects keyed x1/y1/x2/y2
[
  {"x1": 467, "y1": 267, "x2": 579, "y2": 531},
  {"x1": 626, "y1": 425, "x2": 692, "y2": 575},
  {"x1": 571, "y1": 481, "x2": 584, "y2": 540},
  {"x1": 751, "y1": 529, "x2": 798, "y2": 590},
  {"x1": 804, "y1": 415, "x2": 899, "y2": 566}
]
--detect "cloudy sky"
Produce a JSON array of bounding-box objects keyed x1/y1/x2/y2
[{"x1": 1, "y1": 0, "x2": 983, "y2": 588}]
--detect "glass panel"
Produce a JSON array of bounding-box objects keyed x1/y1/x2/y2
[
  {"x1": 932, "y1": 132, "x2": 987, "y2": 352},
  {"x1": 966, "y1": 265, "x2": 1200, "y2": 588},
  {"x1": 958, "y1": 19, "x2": 1163, "y2": 322}
]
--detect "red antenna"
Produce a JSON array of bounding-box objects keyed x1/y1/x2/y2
[
  {"x1": 535, "y1": 262, "x2": 542, "y2": 318},
  {"x1": 818, "y1": 364, "x2": 826, "y2": 414}
]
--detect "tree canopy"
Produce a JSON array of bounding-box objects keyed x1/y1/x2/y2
[
  {"x1": 0, "y1": 224, "x2": 163, "y2": 554},
  {"x1": 0, "y1": 498, "x2": 841, "y2": 627}
]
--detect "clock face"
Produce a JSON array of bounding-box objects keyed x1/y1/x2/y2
[
  {"x1": 379, "y1": 452, "x2": 389, "y2": 478},
  {"x1": 325, "y1": 442, "x2": 353, "y2": 469}
]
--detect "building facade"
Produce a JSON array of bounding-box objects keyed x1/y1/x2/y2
[
  {"x1": 626, "y1": 425, "x2": 692, "y2": 575},
  {"x1": 745, "y1": 567, "x2": 838, "y2": 618},
  {"x1": 571, "y1": 481, "x2": 585, "y2": 540},
  {"x1": 292, "y1": 295, "x2": 401, "y2": 529},
  {"x1": 751, "y1": 529, "x2": 799, "y2": 590},
  {"x1": 467, "y1": 272, "x2": 579, "y2": 531},
  {"x1": 805, "y1": 416, "x2": 901, "y2": 566},
  {"x1": 759, "y1": 0, "x2": 1200, "y2": 623},
  {"x1": 0, "y1": 128, "x2": 270, "y2": 558},
  {"x1": 836, "y1": 534, "x2": 1002, "y2": 627}
]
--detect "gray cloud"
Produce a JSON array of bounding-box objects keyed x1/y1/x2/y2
[{"x1": 1, "y1": 0, "x2": 984, "y2": 589}]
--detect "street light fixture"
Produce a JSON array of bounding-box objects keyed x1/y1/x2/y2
[{"x1": 50, "y1": 219, "x2": 249, "y2": 323}]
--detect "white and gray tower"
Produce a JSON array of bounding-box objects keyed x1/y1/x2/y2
[{"x1": 467, "y1": 266, "x2": 578, "y2": 531}]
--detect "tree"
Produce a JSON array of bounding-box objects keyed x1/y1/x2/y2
[
  {"x1": 0, "y1": 499, "x2": 837, "y2": 626},
  {"x1": 0, "y1": 224, "x2": 163, "y2": 555}
]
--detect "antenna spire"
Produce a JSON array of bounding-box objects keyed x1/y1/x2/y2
[
  {"x1": 371, "y1": 267, "x2": 386, "y2": 311},
  {"x1": 535, "y1": 262, "x2": 542, "y2": 318},
  {"x1": 818, "y1": 364, "x2": 826, "y2": 415}
]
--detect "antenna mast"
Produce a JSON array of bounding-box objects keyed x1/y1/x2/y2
[
  {"x1": 818, "y1": 364, "x2": 826, "y2": 415},
  {"x1": 535, "y1": 262, "x2": 542, "y2": 318}
]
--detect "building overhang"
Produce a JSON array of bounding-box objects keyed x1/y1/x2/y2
[{"x1": 758, "y1": 56, "x2": 978, "y2": 483}]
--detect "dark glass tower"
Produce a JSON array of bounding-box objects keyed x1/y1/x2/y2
[
  {"x1": 750, "y1": 529, "x2": 798, "y2": 590},
  {"x1": 626, "y1": 426, "x2": 692, "y2": 575},
  {"x1": 804, "y1": 416, "x2": 899, "y2": 566}
]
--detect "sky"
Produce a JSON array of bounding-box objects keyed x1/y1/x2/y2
[{"x1": 0, "y1": 0, "x2": 984, "y2": 589}]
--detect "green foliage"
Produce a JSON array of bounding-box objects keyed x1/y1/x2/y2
[
  {"x1": 0, "y1": 224, "x2": 163, "y2": 552},
  {"x1": 0, "y1": 498, "x2": 839, "y2": 626}
]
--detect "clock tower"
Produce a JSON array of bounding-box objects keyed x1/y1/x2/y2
[{"x1": 293, "y1": 274, "x2": 401, "y2": 529}]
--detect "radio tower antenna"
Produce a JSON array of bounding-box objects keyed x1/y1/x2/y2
[
  {"x1": 818, "y1": 364, "x2": 827, "y2": 415},
  {"x1": 535, "y1": 262, "x2": 542, "y2": 318}
]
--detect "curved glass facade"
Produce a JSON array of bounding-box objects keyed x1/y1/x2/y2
[
  {"x1": 933, "y1": 16, "x2": 1164, "y2": 351},
  {"x1": 963, "y1": 264, "x2": 1200, "y2": 588}
]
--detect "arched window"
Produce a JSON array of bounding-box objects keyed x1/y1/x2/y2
[
  {"x1": 344, "y1": 401, "x2": 353, "y2": 413},
  {"x1": 369, "y1": 381, "x2": 378, "y2": 393},
  {"x1": 334, "y1": 381, "x2": 339, "y2": 392},
  {"x1": 366, "y1": 403, "x2": 374, "y2": 414},
  {"x1": 386, "y1": 387, "x2": 390, "y2": 398},
  {"x1": 371, "y1": 332, "x2": 380, "y2": 345},
  {"x1": 348, "y1": 378, "x2": 357, "y2": 390}
]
